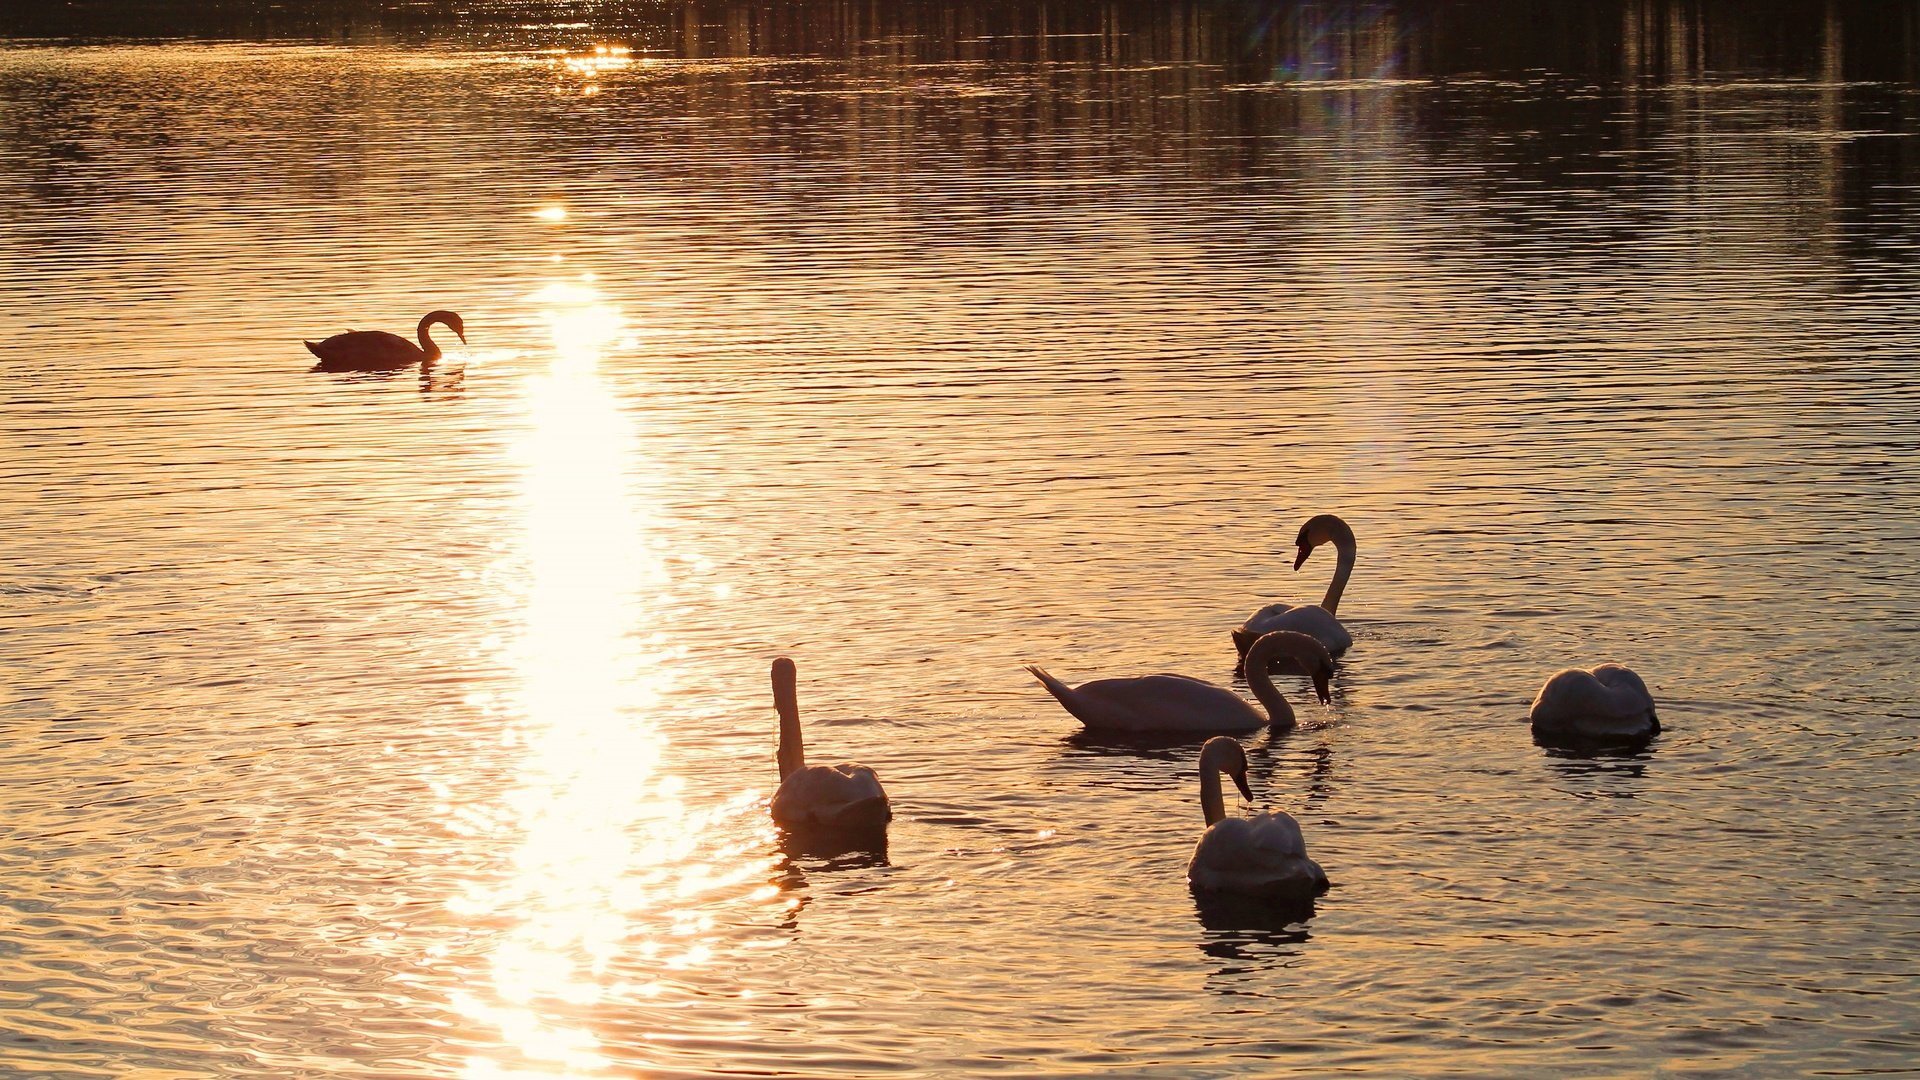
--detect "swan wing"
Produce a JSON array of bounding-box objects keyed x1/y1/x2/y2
[
  {"x1": 306, "y1": 330, "x2": 425, "y2": 371},
  {"x1": 772, "y1": 763, "x2": 891, "y2": 829},
  {"x1": 1530, "y1": 665, "x2": 1658, "y2": 741},
  {"x1": 1050, "y1": 673, "x2": 1267, "y2": 733},
  {"x1": 1188, "y1": 815, "x2": 1328, "y2": 898},
  {"x1": 1238, "y1": 603, "x2": 1351, "y2": 654},
  {"x1": 1592, "y1": 664, "x2": 1654, "y2": 708}
]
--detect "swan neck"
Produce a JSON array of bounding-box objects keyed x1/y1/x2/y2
[
  {"x1": 1199, "y1": 765, "x2": 1226, "y2": 826},
  {"x1": 416, "y1": 316, "x2": 443, "y2": 362},
  {"x1": 1242, "y1": 638, "x2": 1298, "y2": 730},
  {"x1": 774, "y1": 670, "x2": 804, "y2": 781},
  {"x1": 1321, "y1": 538, "x2": 1356, "y2": 615}
]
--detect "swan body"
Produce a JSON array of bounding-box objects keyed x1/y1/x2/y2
[
  {"x1": 1234, "y1": 513, "x2": 1356, "y2": 661},
  {"x1": 1530, "y1": 663, "x2": 1659, "y2": 745},
  {"x1": 769, "y1": 657, "x2": 891, "y2": 835},
  {"x1": 1186, "y1": 736, "x2": 1327, "y2": 900},
  {"x1": 1026, "y1": 631, "x2": 1333, "y2": 735},
  {"x1": 306, "y1": 310, "x2": 466, "y2": 371}
]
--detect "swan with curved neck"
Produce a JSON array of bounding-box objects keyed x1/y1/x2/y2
[
  {"x1": 1025, "y1": 631, "x2": 1334, "y2": 734},
  {"x1": 1234, "y1": 513, "x2": 1356, "y2": 662},
  {"x1": 1530, "y1": 663, "x2": 1659, "y2": 746},
  {"x1": 305, "y1": 310, "x2": 466, "y2": 372},
  {"x1": 769, "y1": 657, "x2": 891, "y2": 835},
  {"x1": 1186, "y1": 736, "x2": 1327, "y2": 900}
]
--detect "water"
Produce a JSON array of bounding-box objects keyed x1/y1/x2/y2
[{"x1": 2, "y1": 2, "x2": 1918, "y2": 1076}]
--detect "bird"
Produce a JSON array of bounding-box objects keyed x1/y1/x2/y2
[
  {"x1": 1024, "y1": 631, "x2": 1334, "y2": 735},
  {"x1": 305, "y1": 310, "x2": 466, "y2": 372},
  {"x1": 1233, "y1": 513, "x2": 1356, "y2": 663},
  {"x1": 768, "y1": 657, "x2": 891, "y2": 836},
  {"x1": 1186, "y1": 735, "x2": 1328, "y2": 901},
  {"x1": 1529, "y1": 663, "x2": 1659, "y2": 745}
]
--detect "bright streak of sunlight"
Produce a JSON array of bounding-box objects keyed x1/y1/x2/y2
[
  {"x1": 531, "y1": 281, "x2": 623, "y2": 378},
  {"x1": 445, "y1": 281, "x2": 791, "y2": 1078},
  {"x1": 533, "y1": 206, "x2": 568, "y2": 222},
  {"x1": 452, "y1": 281, "x2": 667, "y2": 1078}
]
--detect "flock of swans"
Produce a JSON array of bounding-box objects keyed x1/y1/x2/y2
[
  {"x1": 301, "y1": 319, "x2": 1659, "y2": 909},
  {"x1": 765, "y1": 512, "x2": 1660, "y2": 909}
]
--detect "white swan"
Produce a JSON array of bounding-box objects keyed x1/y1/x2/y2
[
  {"x1": 768, "y1": 657, "x2": 891, "y2": 835},
  {"x1": 1529, "y1": 663, "x2": 1659, "y2": 745},
  {"x1": 1233, "y1": 513, "x2": 1356, "y2": 662},
  {"x1": 1186, "y1": 736, "x2": 1328, "y2": 900},
  {"x1": 1025, "y1": 631, "x2": 1333, "y2": 735}
]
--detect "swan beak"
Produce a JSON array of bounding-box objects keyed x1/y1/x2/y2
[
  {"x1": 1312, "y1": 671, "x2": 1332, "y2": 705},
  {"x1": 1232, "y1": 771, "x2": 1254, "y2": 802},
  {"x1": 1292, "y1": 545, "x2": 1311, "y2": 571}
]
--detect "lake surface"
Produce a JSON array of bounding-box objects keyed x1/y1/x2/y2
[{"x1": 2, "y1": 2, "x2": 1917, "y2": 1076}]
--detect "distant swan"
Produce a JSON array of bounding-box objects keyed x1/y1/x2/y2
[
  {"x1": 1025, "y1": 631, "x2": 1333, "y2": 735},
  {"x1": 769, "y1": 657, "x2": 892, "y2": 835},
  {"x1": 1233, "y1": 513, "x2": 1356, "y2": 663},
  {"x1": 1186, "y1": 736, "x2": 1328, "y2": 900},
  {"x1": 305, "y1": 310, "x2": 466, "y2": 372},
  {"x1": 1529, "y1": 663, "x2": 1659, "y2": 745}
]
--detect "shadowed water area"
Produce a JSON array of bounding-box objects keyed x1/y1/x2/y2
[{"x1": 1, "y1": 1, "x2": 1918, "y2": 1075}]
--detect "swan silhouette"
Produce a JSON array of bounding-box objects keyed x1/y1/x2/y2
[
  {"x1": 1186, "y1": 736, "x2": 1328, "y2": 900},
  {"x1": 768, "y1": 657, "x2": 891, "y2": 836},
  {"x1": 1529, "y1": 663, "x2": 1659, "y2": 745},
  {"x1": 1233, "y1": 513, "x2": 1356, "y2": 663},
  {"x1": 305, "y1": 310, "x2": 466, "y2": 372},
  {"x1": 1025, "y1": 631, "x2": 1333, "y2": 735}
]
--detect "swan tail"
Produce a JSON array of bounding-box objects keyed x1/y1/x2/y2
[
  {"x1": 1024, "y1": 665, "x2": 1100, "y2": 726},
  {"x1": 1229, "y1": 627, "x2": 1256, "y2": 657},
  {"x1": 304, "y1": 340, "x2": 325, "y2": 359},
  {"x1": 1024, "y1": 664, "x2": 1069, "y2": 698}
]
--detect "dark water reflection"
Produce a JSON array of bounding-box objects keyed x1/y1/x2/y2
[{"x1": 3, "y1": 1, "x2": 1920, "y2": 1077}]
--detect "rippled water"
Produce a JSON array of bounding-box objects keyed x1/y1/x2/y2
[{"x1": 2, "y1": 2, "x2": 1918, "y2": 1076}]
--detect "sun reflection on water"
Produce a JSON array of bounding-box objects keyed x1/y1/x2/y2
[{"x1": 447, "y1": 282, "x2": 749, "y2": 1078}]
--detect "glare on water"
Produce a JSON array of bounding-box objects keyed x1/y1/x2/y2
[{"x1": 439, "y1": 284, "x2": 780, "y2": 1077}]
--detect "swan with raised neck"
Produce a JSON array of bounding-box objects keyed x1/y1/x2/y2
[
  {"x1": 1234, "y1": 513, "x2": 1356, "y2": 662},
  {"x1": 1025, "y1": 631, "x2": 1334, "y2": 734},
  {"x1": 769, "y1": 657, "x2": 891, "y2": 836},
  {"x1": 305, "y1": 310, "x2": 467, "y2": 372},
  {"x1": 1186, "y1": 736, "x2": 1328, "y2": 900}
]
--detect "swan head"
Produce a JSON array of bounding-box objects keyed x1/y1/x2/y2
[
  {"x1": 1246, "y1": 631, "x2": 1335, "y2": 704},
  {"x1": 423, "y1": 309, "x2": 467, "y2": 344},
  {"x1": 1199, "y1": 736, "x2": 1255, "y2": 802},
  {"x1": 1293, "y1": 513, "x2": 1354, "y2": 569},
  {"x1": 1308, "y1": 661, "x2": 1333, "y2": 705}
]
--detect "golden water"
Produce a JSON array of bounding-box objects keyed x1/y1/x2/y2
[{"x1": 1, "y1": 3, "x2": 1916, "y2": 1076}]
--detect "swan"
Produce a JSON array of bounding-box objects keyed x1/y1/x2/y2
[
  {"x1": 768, "y1": 657, "x2": 891, "y2": 836},
  {"x1": 1233, "y1": 513, "x2": 1356, "y2": 663},
  {"x1": 1529, "y1": 663, "x2": 1659, "y2": 745},
  {"x1": 305, "y1": 310, "x2": 466, "y2": 372},
  {"x1": 1186, "y1": 735, "x2": 1328, "y2": 901},
  {"x1": 1025, "y1": 631, "x2": 1333, "y2": 735}
]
